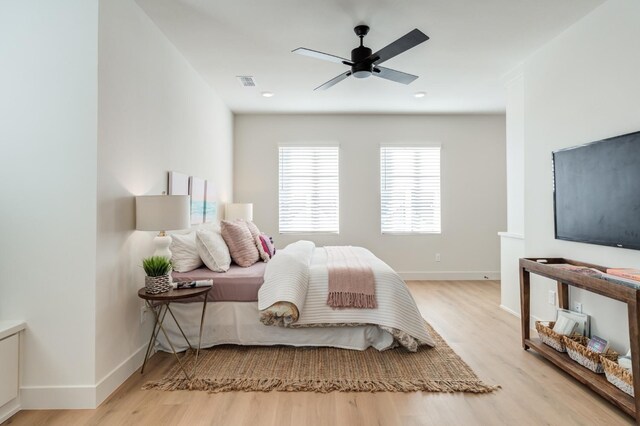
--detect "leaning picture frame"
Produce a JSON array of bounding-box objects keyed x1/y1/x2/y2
[
  {"x1": 204, "y1": 180, "x2": 217, "y2": 223},
  {"x1": 168, "y1": 171, "x2": 190, "y2": 196},
  {"x1": 189, "y1": 176, "x2": 206, "y2": 225}
]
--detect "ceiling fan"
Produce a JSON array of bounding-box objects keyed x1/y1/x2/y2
[{"x1": 293, "y1": 25, "x2": 429, "y2": 91}]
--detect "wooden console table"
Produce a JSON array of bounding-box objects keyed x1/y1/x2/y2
[{"x1": 520, "y1": 258, "x2": 640, "y2": 422}]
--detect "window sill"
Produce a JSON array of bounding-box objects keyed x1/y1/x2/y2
[
  {"x1": 381, "y1": 232, "x2": 441, "y2": 235},
  {"x1": 279, "y1": 231, "x2": 340, "y2": 235}
]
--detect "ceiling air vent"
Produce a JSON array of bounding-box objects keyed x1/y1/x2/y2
[{"x1": 237, "y1": 76, "x2": 257, "y2": 87}]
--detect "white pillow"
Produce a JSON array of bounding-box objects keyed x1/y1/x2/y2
[
  {"x1": 196, "y1": 229, "x2": 231, "y2": 272},
  {"x1": 170, "y1": 232, "x2": 203, "y2": 272}
]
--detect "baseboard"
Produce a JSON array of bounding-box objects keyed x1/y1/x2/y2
[
  {"x1": 400, "y1": 271, "x2": 501, "y2": 281},
  {"x1": 499, "y1": 304, "x2": 520, "y2": 318},
  {"x1": 499, "y1": 304, "x2": 544, "y2": 326},
  {"x1": 0, "y1": 397, "x2": 21, "y2": 423},
  {"x1": 20, "y1": 384, "x2": 96, "y2": 409},
  {"x1": 21, "y1": 344, "x2": 147, "y2": 410},
  {"x1": 497, "y1": 231, "x2": 524, "y2": 240},
  {"x1": 96, "y1": 343, "x2": 147, "y2": 406}
]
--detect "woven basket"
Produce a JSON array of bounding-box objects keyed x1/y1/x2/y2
[
  {"x1": 562, "y1": 336, "x2": 618, "y2": 374},
  {"x1": 535, "y1": 321, "x2": 580, "y2": 352},
  {"x1": 145, "y1": 274, "x2": 172, "y2": 294},
  {"x1": 601, "y1": 356, "x2": 634, "y2": 396}
]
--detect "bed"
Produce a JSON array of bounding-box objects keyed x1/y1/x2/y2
[{"x1": 157, "y1": 241, "x2": 434, "y2": 352}]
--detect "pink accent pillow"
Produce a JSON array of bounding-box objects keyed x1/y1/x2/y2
[
  {"x1": 260, "y1": 234, "x2": 276, "y2": 257},
  {"x1": 220, "y1": 220, "x2": 259, "y2": 267},
  {"x1": 258, "y1": 235, "x2": 271, "y2": 259}
]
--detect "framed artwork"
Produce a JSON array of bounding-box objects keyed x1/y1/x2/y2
[
  {"x1": 168, "y1": 171, "x2": 189, "y2": 196},
  {"x1": 189, "y1": 176, "x2": 206, "y2": 225},
  {"x1": 204, "y1": 181, "x2": 217, "y2": 223}
]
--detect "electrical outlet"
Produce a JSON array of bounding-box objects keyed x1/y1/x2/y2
[
  {"x1": 140, "y1": 306, "x2": 148, "y2": 324},
  {"x1": 574, "y1": 302, "x2": 583, "y2": 313},
  {"x1": 435, "y1": 253, "x2": 441, "y2": 262},
  {"x1": 548, "y1": 290, "x2": 556, "y2": 305}
]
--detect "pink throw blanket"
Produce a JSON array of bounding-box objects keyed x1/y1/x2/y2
[{"x1": 326, "y1": 246, "x2": 377, "y2": 309}]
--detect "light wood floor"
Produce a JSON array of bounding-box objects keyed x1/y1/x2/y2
[{"x1": 4, "y1": 281, "x2": 633, "y2": 425}]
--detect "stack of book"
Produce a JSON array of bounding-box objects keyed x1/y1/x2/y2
[
  {"x1": 551, "y1": 264, "x2": 601, "y2": 277},
  {"x1": 174, "y1": 279, "x2": 213, "y2": 289},
  {"x1": 555, "y1": 308, "x2": 589, "y2": 336},
  {"x1": 550, "y1": 264, "x2": 640, "y2": 288},
  {"x1": 607, "y1": 268, "x2": 640, "y2": 280},
  {"x1": 603, "y1": 268, "x2": 640, "y2": 288},
  {"x1": 552, "y1": 315, "x2": 579, "y2": 335},
  {"x1": 586, "y1": 335, "x2": 609, "y2": 353}
]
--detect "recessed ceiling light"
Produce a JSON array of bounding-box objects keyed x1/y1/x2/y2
[
  {"x1": 261, "y1": 91, "x2": 274, "y2": 98},
  {"x1": 414, "y1": 91, "x2": 426, "y2": 98}
]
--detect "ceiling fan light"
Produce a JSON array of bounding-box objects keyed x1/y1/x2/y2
[{"x1": 352, "y1": 70, "x2": 371, "y2": 79}]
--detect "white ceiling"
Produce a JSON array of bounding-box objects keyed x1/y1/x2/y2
[{"x1": 136, "y1": 0, "x2": 604, "y2": 114}]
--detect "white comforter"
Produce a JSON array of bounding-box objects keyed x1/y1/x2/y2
[{"x1": 258, "y1": 241, "x2": 435, "y2": 349}]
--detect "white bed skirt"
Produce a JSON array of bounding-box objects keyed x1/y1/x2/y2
[{"x1": 155, "y1": 301, "x2": 394, "y2": 352}]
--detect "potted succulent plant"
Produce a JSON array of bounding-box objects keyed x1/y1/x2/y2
[{"x1": 142, "y1": 256, "x2": 173, "y2": 294}]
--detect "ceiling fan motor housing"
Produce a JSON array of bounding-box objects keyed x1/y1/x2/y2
[
  {"x1": 293, "y1": 23, "x2": 428, "y2": 90},
  {"x1": 351, "y1": 46, "x2": 373, "y2": 78}
]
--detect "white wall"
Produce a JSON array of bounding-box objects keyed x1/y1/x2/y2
[
  {"x1": 499, "y1": 72, "x2": 526, "y2": 315},
  {"x1": 505, "y1": 74, "x2": 525, "y2": 236},
  {"x1": 0, "y1": 0, "x2": 233, "y2": 411},
  {"x1": 96, "y1": 0, "x2": 233, "y2": 402},
  {"x1": 521, "y1": 0, "x2": 640, "y2": 352},
  {"x1": 0, "y1": 0, "x2": 99, "y2": 409},
  {"x1": 234, "y1": 114, "x2": 506, "y2": 278}
]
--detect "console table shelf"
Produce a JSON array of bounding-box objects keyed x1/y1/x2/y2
[{"x1": 519, "y1": 258, "x2": 640, "y2": 422}]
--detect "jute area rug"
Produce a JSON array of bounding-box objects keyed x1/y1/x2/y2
[{"x1": 143, "y1": 322, "x2": 499, "y2": 394}]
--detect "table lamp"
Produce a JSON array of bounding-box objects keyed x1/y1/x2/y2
[
  {"x1": 136, "y1": 194, "x2": 190, "y2": 258},
  {"x1": 225, "y1": 203, "x2": 253, "y2": 221}
]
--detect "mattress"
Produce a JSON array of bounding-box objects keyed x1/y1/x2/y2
[
  {"x1": 156, "y1": 301, "x2": 394, "y2": 352},
  {"x1": 171, "y1": 262, "x2": 266, "y2": 302}
]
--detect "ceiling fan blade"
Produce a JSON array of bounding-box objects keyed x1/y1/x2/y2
[
  {"x1": 369, "y1": 29, "x2": 429, "y2": 65},
  {"x1": 292, "y1": 48, "x2": 353, "y2": 65},
  {"x1": 373, "y1": 66, "x2": 418, "y2": 85},
  {"x1": 314, "y1": 71, "x2": 352, "y2": 91}
]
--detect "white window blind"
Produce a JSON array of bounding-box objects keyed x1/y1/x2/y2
[
  {"x1": 380, "y1": 145, "x2": 441, "y2": 234},
  {"x1": 279, "y1": 146, "x2": 339, "y2": 233}
]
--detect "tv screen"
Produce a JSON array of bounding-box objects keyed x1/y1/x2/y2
[{"x1": 553, "y1": 130, "x2": 640, "y2": 250}]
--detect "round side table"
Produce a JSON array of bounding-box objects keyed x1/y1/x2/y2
[{"x1": 138, "y1": 286, "x2": 211, "y2": 380}]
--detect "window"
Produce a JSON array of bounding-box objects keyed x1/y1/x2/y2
[
  {"x1": 279, "y1": 146, "x2": 339, "y2": 233},
  {"x1": 380, "y1": 145, "x2": 441, "y2": 234}
]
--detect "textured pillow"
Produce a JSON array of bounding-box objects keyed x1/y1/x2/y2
[
  {"x1": 244, "y1": 220, "x2": 259, "y2": 237},
  {"x1": 221, "y1": 220, "x2": 259, "y2": 267},
  {"x1": 260, "y1": 234, "x2": 276, "y2": 258},
  {"x1": 196, "y1": 229, "x2": 231, "y2": 272},
  {"x1": 170, "y1": 232, "x2": 203, "y2": 272},
  {"x1": 245, "y1": 221, "x2": 270, "y2": 262}
]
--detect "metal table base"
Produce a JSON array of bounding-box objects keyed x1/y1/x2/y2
[{"x1": 140, "y1": 297, "x2": 208, "y2": 380}]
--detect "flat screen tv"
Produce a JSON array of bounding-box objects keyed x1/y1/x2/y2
[{"x1": 553, "y1": 129, "x2": 640, "y2": 250}]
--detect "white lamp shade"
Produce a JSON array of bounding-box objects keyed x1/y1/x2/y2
[
  {"x1": 136, "y1": 195, "x2": 190, "y2": 231},
  {"x1": 225, "y1": 203, "x2": 253, "y2": 221}
]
